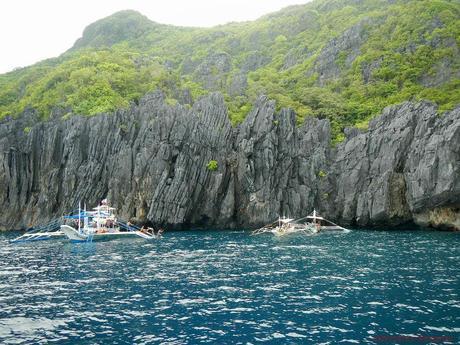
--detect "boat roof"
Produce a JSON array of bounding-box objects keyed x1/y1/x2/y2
[
  {"x1": 64, "y1": 210, "x2": 112, "y2": 219},
  {"x1": 262, "y1": 210, "x2": 336, "y2": 227},
  {"x1": 93, "y1": 206, "x2": 116, "y2": 210},
  {"x1": 306, "y1": 215, "x2": 325, "y2": 220}
]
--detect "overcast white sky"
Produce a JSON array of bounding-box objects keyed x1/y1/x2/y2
[{"x1": 0, "y1": 0, "x2": 309, "y2": 74}]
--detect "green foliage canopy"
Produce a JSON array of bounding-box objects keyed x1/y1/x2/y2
[{"x1": 0, "y1": 0, "x2": 458, "y2": 143}]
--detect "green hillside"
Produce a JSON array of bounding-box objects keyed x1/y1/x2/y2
[{"x1": 1, "y1": 0, "x2": 459, "y2": 142}]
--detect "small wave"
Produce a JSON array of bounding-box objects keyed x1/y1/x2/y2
[
  {"x1": 424, "y1": 326, "x2": 460, "y2": 333},
  {"x1": 367, "y1": 301, "x2": 385, "y2": 306}
]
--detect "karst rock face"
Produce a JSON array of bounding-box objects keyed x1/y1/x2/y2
[{"x1": 0, "y1": 92, "x2": 458, "y2": 231}]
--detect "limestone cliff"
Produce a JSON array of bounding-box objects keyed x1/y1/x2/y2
[{"x1": 0, "y1": 93, "x2": 458, "y2": 230}]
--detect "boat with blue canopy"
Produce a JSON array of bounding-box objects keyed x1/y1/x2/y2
[
  {"x1": 10, "y1": 200, "x2": 158, "y2": 243},
  {"x1": 60, "y1": 200, "x2": 156, "y2": 242}
]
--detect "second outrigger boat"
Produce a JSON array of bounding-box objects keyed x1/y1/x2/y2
[
  {"x1": 252, "y1": 216, "x2": 318, "y2": 236},
  {"x1": 253, "y1": 209, "x2": 349, "y2": 236},
  {"x1": 60, "y1": 200, "x2": 156, "y2": 242}
]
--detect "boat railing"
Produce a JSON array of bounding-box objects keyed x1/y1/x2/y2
[{"x1": 117, "y1": 220, "x2": 141, "y2": 232}]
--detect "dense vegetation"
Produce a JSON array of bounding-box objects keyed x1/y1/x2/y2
[{"x1": 1, "y1": 0, "x2": 459, "y2": 142}]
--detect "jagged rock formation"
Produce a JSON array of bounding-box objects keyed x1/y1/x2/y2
[
  {"x1": 0, "y1": 93, "x2": 459, "y2": 230},
  {"x1": 312, "y1": 18, "x2": 373, "y2": 86},
  {"x1": 193, "y1": 53, "x2": 232, "y2": 90},
  {"x1": 330, "y1": 102, "x2": 459, "y2": 227}
]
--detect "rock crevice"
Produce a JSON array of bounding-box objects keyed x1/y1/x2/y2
[{"x1": 0, "y1": 93, "x2": 458, "y2": 230}]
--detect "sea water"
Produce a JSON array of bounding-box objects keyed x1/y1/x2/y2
[{"x1": 0, "y1": 229, "x2": 459, "y2": 344}]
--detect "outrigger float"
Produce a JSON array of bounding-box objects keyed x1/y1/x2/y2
[
  {"x1": 253, "y1": 209, "x2": 349, "y2": 236},
  {"x1": 11, "y1": 200, "x2": 159, "y2": 243},
  {"x1": 9, "y1": 217, "x2": 65, "y2": 243}
]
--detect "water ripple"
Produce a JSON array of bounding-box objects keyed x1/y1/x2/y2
[{"x1": 0, "y1": 229, "x2": 459, "y2": 344}]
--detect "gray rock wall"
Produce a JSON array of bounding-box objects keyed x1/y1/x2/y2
[{"x1": 0, "y1": 92, "x2": 458, "y2": 230}]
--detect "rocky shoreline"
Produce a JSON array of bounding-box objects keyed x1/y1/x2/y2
[{"x1": 0, "y1": 92, "x2": 458, "y2": 231}]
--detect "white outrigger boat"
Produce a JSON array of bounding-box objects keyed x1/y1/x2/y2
[
  {"x1": 60, "y1": 201, "x2": 156, "y2": 242},
  {"x1": 253, "y1": 209, "x2": 349, "y2": 236},
  {"x1": 253, "y1": 216, "x2": 318, "y2": 236},
  {"x1": 11, "y1": 200, "x2": 158, "y2": 243},
  {"x1": 299, "y1": 209, "x2": 349, "y2": 232}
]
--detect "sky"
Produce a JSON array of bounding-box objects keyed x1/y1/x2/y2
[{"x1": 0, "y1": 0, "x2": 309, "y2": 74}]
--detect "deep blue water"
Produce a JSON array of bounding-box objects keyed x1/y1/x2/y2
[{"x1": 0, "y1": 229, "x2": 459, "y2": 344}]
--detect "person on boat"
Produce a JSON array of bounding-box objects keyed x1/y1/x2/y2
[
  {"x1": 315, "y1": 221, "x2": 321, "y2": 233},
  {"x1": 140, "y1": 226, "x2": 154, "y2": 236},
  {"x1": 157, "y1": 228, "x2": 164, "y2": 237}
]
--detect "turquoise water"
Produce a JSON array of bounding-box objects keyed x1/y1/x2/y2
[{"x1": 0, "y1": 229, "x2": 459, "y2": 344}]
